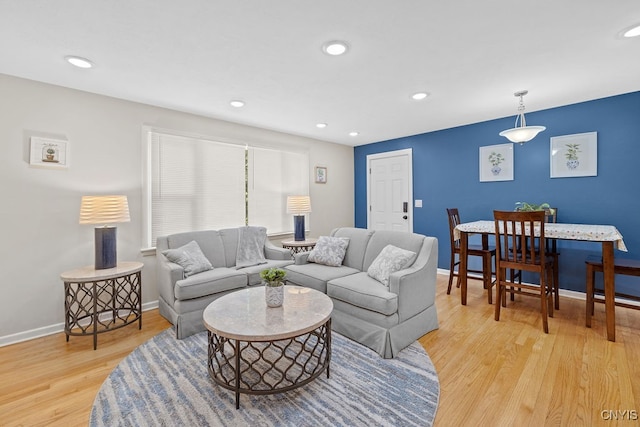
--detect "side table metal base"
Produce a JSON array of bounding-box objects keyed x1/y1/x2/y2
[{"x1": 62, "y1": 263, "x2": 142, "y2": 350}]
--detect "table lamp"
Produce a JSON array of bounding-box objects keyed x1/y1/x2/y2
[
  {"x1": 287, "y1": 196, "x2": 311, "y2": 241},
  {"x1": 79, "y1": 195, "x2": 131, "y2": 269}
]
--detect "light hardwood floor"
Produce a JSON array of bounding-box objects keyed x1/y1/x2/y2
[
  {"x1": 1, "y1": 274, "x2": 639, "y2": 426},
  {"x1": 421, "y1": 275, "x2": 640, "y2": 426}
]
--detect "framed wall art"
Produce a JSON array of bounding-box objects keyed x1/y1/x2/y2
[
  {"x1": 29, "y1": 137, "x2": 69, "y2": 169},
  {"x1": 479, "y1": 143, "x2": 513, "y2": 182},
  {"x1": 550, "y1": 131, "x2": 597, "y2": 178},
  {"x1": 315, "y1": 166, "x2": 327, "y2": 183}
]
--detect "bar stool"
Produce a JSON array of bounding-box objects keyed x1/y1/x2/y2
[{"x1": 585, "y1": 255, "x2": 640, "y2": 328}]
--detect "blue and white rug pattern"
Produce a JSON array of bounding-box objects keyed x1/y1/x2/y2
[{"x1": 90, "y1": 329, "x2": 439, "y2": 426}]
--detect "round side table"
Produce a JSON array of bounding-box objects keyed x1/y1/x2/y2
[
  {"x1": 60, "y1": 261, "x2": 143, "y2": 350},
  {"x1": 281, "y1": 238, "x2": 318, "y2": 255}
]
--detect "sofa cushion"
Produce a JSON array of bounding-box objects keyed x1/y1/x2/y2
[
  {"x1": 174, "y1": 268, "x2": 247, "y2": 300},
  {"x1": 285, "y1": 263, "x2": 360, "y2": 293},
  {"x1": 308, "y1": 236, "x2": 350, "y2": 267},
  {"x1": 162, "y1": 240, "x2": 213, "y2": 278},
  {"x1": 363, "y1": 231, "x2": 424, "y2": 271},
  {"x1": 327, "y1": 272, "x2": 398, "y2": 316},
  {"x1": 367, "y1": 244, "x2": 416, "y2": 287},
  {"x1": 330, "y1": 228, "x2": 375, "y2": 271},
  {"x1": 166, "y1": 230, "x2": 227, "y2": 268}
]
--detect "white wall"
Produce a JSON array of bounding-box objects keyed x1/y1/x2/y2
[{"x1": 0, "y1": 74, "x2": 354, "y2": 343}]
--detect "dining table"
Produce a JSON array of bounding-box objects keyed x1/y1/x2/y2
[{"x1": 454, "y1": 220, "x2": 627, "y2": 341}]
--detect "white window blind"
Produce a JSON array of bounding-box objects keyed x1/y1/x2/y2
[
  {"x1": 248, "y1": 147, "x2": 309, "y2": 234},
  {"x1": 145, "y1": 130, "x2": 309, "y2": 247},
  {"x1": 149, "y1": 132, "x2": 246, "y2": 246}
]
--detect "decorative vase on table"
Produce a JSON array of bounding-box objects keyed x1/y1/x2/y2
[
  {"x1": 264, "y1": 281, "x2": 284, "y2": 307},
  {"x1": 260, "y1": 267, "x2": 287, "y2": 308}
]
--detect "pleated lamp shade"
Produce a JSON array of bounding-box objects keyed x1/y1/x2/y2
[
  {"x1": 79, "y1": 195, "x2": 131, "y2": 224},
  {"x1": 286, "y1": 196, "x2": 312, "y2": 214}
]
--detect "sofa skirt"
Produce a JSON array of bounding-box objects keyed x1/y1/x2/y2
[{"x1": 331, "y1": 304, "x2": 439, "y2": 359}]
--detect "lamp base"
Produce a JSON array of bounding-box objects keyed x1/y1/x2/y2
[
  {"x1": 293, "y1": 215, "x2": 305, "y2": 241},
  {"x1": 95, "y1": 226, "x2": 117, "y2": 270}
]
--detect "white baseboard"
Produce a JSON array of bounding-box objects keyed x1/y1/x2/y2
[
  {"x1": 438, "y1": 269, "x2": 588, "y2": 300},
  {"x1": 437, "y1": 269, "x2": 640, "y2": 306},
  {"x1": 0, "y1": 300, "x2": 159, "y2": 348}
]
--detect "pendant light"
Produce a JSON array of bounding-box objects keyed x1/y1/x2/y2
[{"x1": 499, "y1": 90, "x2": 546, "y2": 144}]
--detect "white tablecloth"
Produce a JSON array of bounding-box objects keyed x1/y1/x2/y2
[{"x1": 454, "y1": 220, "x2": 627, "y2": 252}]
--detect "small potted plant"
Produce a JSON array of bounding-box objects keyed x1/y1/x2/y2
[
  {"x1": 514, "y1": 202, "x2": 555, "y2": 215},
  {"x1": 42, "y1": 145, "x2": 57, "y2": 162},
  {"x1": 565, "y1": 143, "x2": 580, "y2": 170},
  {"x1": 488, "y1": 151, "x2": 504, "y2": 175},
  {"x1": 260, "y1": 267, "x2": 287, "y2": 307}
]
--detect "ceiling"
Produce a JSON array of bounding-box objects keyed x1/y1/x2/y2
[{"x1": 1, "y1": 1, "x2": 639, "y2": 146}]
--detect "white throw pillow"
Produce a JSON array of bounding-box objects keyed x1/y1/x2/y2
[
  {"x1": 308, "y1": 236, "x2": 350, "y2": 267},
  {"x1": 162, "y1": 240, "x2": 213, "y2": 278},
  {"x1": 367, "y1": 244, "x2": 416, "y2": 287}
]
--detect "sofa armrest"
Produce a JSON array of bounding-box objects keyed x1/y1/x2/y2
[
  {"x1": 264, "y1": 240, "x2": 293, "y2": 260},
  {"x1": 293, "y1": 251, "x2": 311, "y2": 265},
  {"x1": 156, "y1": 253, "x2": 185, "y2": 304},
  {"x1": 388, "y1": 237, "x2": 438, "y2": 322}
]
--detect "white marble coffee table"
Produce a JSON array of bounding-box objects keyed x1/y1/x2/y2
[{"x1": 203, "y1": 285, "x2": 333, "y2": 408}]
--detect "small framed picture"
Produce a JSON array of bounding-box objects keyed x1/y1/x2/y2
[
  {"x1": 30, "y1": 137, "x2": 69, "y2": 169},
  {"x1": 550, "y1": 132, "x2": 597, "y2": 178},
  {"x1": 479, "y1": 143, "x2": 514, "y2": 182},
  {"x1": 315, "y1": 166, "x2": 327, "y2": 184}
]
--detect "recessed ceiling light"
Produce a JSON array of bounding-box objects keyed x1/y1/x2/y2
[
  {"x1": 65, "y1": 56, "x2": 93, "y2": 69},
  {"x1": 322, "y1": 41, "x2": 349, "y2": 56},
  {"x1": 316, "y1": 123, "x2": 327, "y2": 129},
  {"x1": 412, "y1": 92, "x2": 430, "y2": 100},
  {"x1": 230, "y1": 100, "x2": 245, "y2": 108},
  {"x1": 349, "y1": 131, "x2": 359, "y2": 137},
  {"x1": 623, "y1": 24, "x2": 640, "y2": 38}
]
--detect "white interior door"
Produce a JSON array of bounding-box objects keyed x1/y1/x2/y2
[{"x1": 367, "y1": 149, "x2": 413, "y2": 232}]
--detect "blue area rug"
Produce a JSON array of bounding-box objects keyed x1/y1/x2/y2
[{"x1": 90, "y1": 329, "x2": 439, "y2": 426}]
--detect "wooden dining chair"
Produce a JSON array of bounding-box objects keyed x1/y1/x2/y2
[
  {"x1": 511, "y1": 207, "x2": 560, "y2": 309},
  {"x1": 447, "y1": 208, "x2": 496, "y2": 304},
  {"x1": 493, "y1": 210, "x2": 555, "y2": 333}
]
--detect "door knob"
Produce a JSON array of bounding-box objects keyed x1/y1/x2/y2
[{"x1": 403, "y1": 215, "x2": 408, "y2": 220}]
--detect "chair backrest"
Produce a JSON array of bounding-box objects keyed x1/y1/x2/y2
[
  {"x1": 544, "y1": 207, "x2": 557, "y2": 224},
  {"x1": 493, "y1": 210, "x2": 547, "y2": 273},
  {"x1": 446, "y1": 208, "x2": 461, "y2": 249},
  {"x1": 544, "y1": 207, "x2": 557, "y2": 252}
]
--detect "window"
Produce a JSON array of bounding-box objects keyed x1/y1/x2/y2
[
  {"x1": 248, "y1": 146, "x2": 309, "y2": 234},
  {"x1": 143, "y1": 129, "x2": 309, "y2": 247}
]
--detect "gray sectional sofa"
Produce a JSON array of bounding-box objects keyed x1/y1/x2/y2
[
  {"x1": 285, "y1": 227, "x2": 439, "y2": 358},
  {"x1": 156, "y1": 226, "x2": 439, "y2": 358},
  {"x1": 156, "y1": 227, "x2": 293, "y2": 338}
]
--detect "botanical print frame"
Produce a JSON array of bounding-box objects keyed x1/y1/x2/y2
[
  {"x1": 29, "y1": 136, "x2": 69, "y2": 169},
  {"x1": 315, "y1": 166, "x2": 327, "y2": 183},
  {"x1": 479, "y1": 143, "x2": 513, "y2": 182},
  {"x1": 550, "y1": 132, "x2": 597, "y2": 178}
]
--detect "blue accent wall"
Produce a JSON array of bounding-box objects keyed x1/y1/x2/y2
[{"x1": 354, "y1": 91, "x2": 640, "y2": 295}]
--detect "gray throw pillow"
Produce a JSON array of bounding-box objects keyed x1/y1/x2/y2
[
  {"x1": 367, "y1": 244, "x2": 416, "y2": 287},
  {"x1": 162, "y1": 240, "x2": 213, "y2": 277},
  {"x1": 308, "y1": 236, "x2": 350, "y2": 267}
]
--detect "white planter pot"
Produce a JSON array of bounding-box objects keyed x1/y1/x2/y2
[{"x1": 264, "y1": 282, "x2": 284, "y2": 307}]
